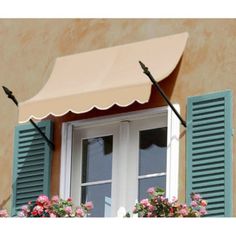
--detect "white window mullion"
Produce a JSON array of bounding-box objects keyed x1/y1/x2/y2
[
  {"x1": 115, "y1": 121, "x2": 130, "y2": 216},
  {"x1": 166, "y1": 105, "x2": 180, "y2": 199},
  {"x1": 60, "y1": 122, "x2": 73, "y2": 199}
]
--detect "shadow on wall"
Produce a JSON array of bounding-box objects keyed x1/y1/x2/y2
[{"x1": 0, "y1": 195, "x2": 10, "y2": 209}]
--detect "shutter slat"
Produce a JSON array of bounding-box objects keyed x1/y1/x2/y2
[
  {"x1": 192, "y1": 100, "x2": 224, "y2": 111},
  {"x1": 186, "y1": 90, "x2": 233, "y2": 217},
  {"x1": 193, "y1": 185, "x2": 224, "y2": 193},
  {"x1": 192, "y1": 111, "x2": 225, "y2": 121},
  {"x1": 17, "y1": 186, "x2": 43, "y2": 194},
  {"x1": 207, "y1": 203, "x2": 225, "y2": 209},
  {"x1": 19, "y1": 135, "x2": 43, "y2": 143},
  {"x1": 17, "y1": 171, "x2": 44, "y2": 179},
  {"x1": 18, "y1": 145, "x2": 45, "y2": 153},
  {"x1": 207, "y1": 197, "x2": 225, "y2": 204},
  {"x1": 192, "y1": 117, "x2": 225, "y2": 127},
  {"x1": 18, "y1": 156, "x2": 44, "y2": 164},
  {"x1": 192, "y1": 157, "x2": 225, "y2": 165},
  {"x1": 192, "y1": 173, "x2": 225, "y2": 182},
  {"x1": 17, "y1": 181, "x2": 44, "y2": 189},
  {"x1": 19, "y1": 140, "x2": 45, "y2": 149},
  {"x1": 192, "y1": 106, "x2": 224, "y2": 116},
  {"x1": 17, "y1": 165, "x2": 44, "y2": 174},
  {"x1": 18, "y1": 149, "x2": 46, "y2": 158},
  {"x1": 193, "y1": 123, "x2": 225, "y2": 132},
  {"x1": 19, "y1": 128, "x2": 46, "y2": 137},
  {"x1": 193, "y1": 179, "x2": 224, "y2": 188},
  {"x1": 17, "y1": 160, "x2": 45, "y2": 168},
  {"x1": 16, "y1": 192, "x2": 43, "y2": 200},
  {"x1": 192, "y1": 146, "x2": 224, "y2": 155},
  {"x1": 192, "y1": 150, "x2": 224, "y2": 159},
  {"x1": 192, "y1": 128, "x2": 225, "y2": 138},
  {"x1": 16, "y1": 197, "x2": 39, "y2": 206},
  {"x1": 12, "y1": 120, "x2": 53, "y2": 216},
  {"x1": 17, "y1": 176, "x2": 44, "y2": 184},
  {"x1": 192, "y1": 168, "x2": 224, "y2": 177},
  {"x1": 192, "y1": 134, "x2": 224, "y2": 144},
  {"x1": 192, "y1": 140, "x2": 224, "y2": 149},
  {"x1": 192, "y1": 162, "x2": 224, "y2": 171},
  {"x1": 201, "y1": 192, "x2": 224, "y2": 199}
]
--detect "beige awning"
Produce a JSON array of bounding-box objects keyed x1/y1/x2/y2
[{"x1": 19, "y1": 32, "x2": 189, "y2": 123}]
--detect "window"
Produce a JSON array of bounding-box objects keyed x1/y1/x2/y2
[{"x1": 60, "y1": 106, "x2": 180, "y2": 217}]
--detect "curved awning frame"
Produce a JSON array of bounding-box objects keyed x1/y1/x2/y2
[{"x1": 19, "y1": 32, "x2": 189, "y2": 123}]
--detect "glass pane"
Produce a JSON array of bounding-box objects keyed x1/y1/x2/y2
[
  {"x1": 139, "y1": 127, "x2": 167, "y2": 176},
  {"x1": 82, "y1": 135, "x2": 112, "y2": 183},
  {"x1": 81, "y1": 183, "x2": 111, "y2": 217},
  {"x1": 138, "y1": 176, "x2": 166, "y2": 201}
]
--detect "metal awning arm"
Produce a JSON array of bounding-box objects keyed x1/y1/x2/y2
[
  {"x1": 2, "y1": 86, "x2": 55, "y2": 150},
  {"x1": 139, "y1": 61, "x2": 187, "y2": 128}
]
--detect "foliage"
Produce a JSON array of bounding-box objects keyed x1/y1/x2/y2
[{"x1": 128, "y1": 187, "x2": 207, "y2": 217}]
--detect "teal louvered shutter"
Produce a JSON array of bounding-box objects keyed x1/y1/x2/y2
[
  {"x1": 12, "y1": 120, "x2": 53, "y2": 216},
  {"x1": 186, "y1": 90, "x2": 233, "y2": 217}
]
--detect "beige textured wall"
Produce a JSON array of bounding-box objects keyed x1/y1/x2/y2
[{"x1": 0, "y1": 19, "x2": 236, "y2": 215}]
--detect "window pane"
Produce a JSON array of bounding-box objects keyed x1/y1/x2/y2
[
  {"x1": 139, "y1": 127, "x2": 167, "y2": 176},
  {"x1": 81, "y1": 183, "x2": 111, "y2": 217},
  {"x1": 138, "y1": 176, "x2": 166, "y2": 201},
  {"x1": 82, "y1": 135, "x2": 113, "y2": 183}
]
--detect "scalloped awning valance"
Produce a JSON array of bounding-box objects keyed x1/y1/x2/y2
[{"x1": 18, "y1": 32, "x2": 189, "y2": 123}]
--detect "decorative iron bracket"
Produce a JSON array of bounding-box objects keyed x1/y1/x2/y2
[
  {"x1": 2, "y1": 86, "x2": 55, "y2": 150},
  {"x1": 139, "y1": 61, "x2": 187, "y2": 128}
]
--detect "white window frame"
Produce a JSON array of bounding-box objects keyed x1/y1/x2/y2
[{"x1": 60, "y1": 105, "x2": 180, "y2": 216}]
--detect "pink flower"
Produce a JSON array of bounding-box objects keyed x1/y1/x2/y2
[
  {"x1": 179, "y1": 208, "x2": 188, "y2": 216},
  {"x1": 33, "y1": 205, "x2": 44, "y2": 215},
  {"x1": 148, "y1": 205, "x2": 155, "y2": 212},
  {"x1": 17, "y1": 211, "x2": 26, "y2": 217},
  {"x1": 132, "y1": 206, "x2": 137, "y2": 213},
  {"x1": 84, "y1": 201, "x2": 94, "y2": 210},
  {"x1": 147, "y1": 212, "x2": 152, "y2": 217},
  {"x1": 200, "y1": 200, "x2": 207, "y2": 207},
  {"x1": 75, "y1": 208, "x2": 85, "y2": 217},
  {"x1": 51, "y1": 195, "x2": 59, "y2": 203},
  {"x1": 140, "y1": 198, "x2": 150, "y2": 207},
  {"x1": 147, "y1": 187, "x2": 155, "y2": 195},
  {"x1": 191, "y1": 201, "x2": 198, "y2": 208},
  {"x1": 67, "y1": 197, "x2": 72, "y2": 202},
  {"x1": 36, "y1": 195, "x2": 49, "y2": 206},
  {"x1": 160, "y1": 196, "x2": 165, "y2": 202},
  {"x1": 199, "y1": 207, "x2": 207, "y2": 216},
  {"x1": 50, "y1": 213, "x2": 57, "y2": 218},
  {"x1": 65, "y1": 206, "x2": 73, "y2": 215},
  {"x1": 171, "y1": 196, "x2": 177, "y2": 202},
  {"x1": 21, "y1": 205, "x2": 29, "y2": 212},
  {"x1": 0, "y1": 209, "x2": 8, "y2": 217},
  {"x1": 193, "y1": 194, "x2": 201, "y2": 201}
]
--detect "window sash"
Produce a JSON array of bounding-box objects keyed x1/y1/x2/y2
[{"x1": 61, "y1": 106, "x2": 180, "y2": 216}]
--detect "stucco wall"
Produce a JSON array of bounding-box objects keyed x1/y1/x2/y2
[{"x1": 0, "y1": 19, "x2": 236, "y2": 215}]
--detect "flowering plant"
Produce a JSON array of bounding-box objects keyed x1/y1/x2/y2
[
  {"x1": 127, "y1": 187, "x2": 207, "y2": 217},
  {"x1": 18, "y1": 195, "x2": 93, "y2": 217},
  {"x1": 0, "y1": 209, "x2": 8, "y2": 217}
]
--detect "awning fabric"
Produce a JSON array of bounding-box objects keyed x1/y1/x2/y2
[{"x1": 19, "y1": 32, "x2": 189, "y2": 123}]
